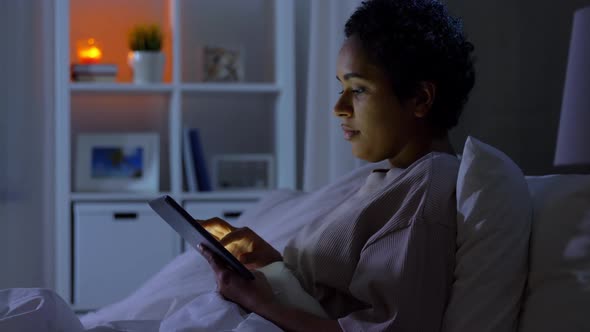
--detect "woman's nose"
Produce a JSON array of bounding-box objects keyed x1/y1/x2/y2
[{"x1": 333, "y1": 94, "x2": 353, "y2": 118}]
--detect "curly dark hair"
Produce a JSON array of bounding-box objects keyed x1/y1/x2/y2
[{"x1": 345, "y1": 0, "x2": 476, "y2": 131}]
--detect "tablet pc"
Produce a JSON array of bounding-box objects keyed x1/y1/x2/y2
[{"x1": 148, "y1": 195, "x2": 255, "y2": 280}]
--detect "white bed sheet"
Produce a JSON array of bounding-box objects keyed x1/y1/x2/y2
[
  {"x1": 0, "y1": 286, "x2": 282, "y2": 332},
  {"x1": 1, "y1": 189, "x2": 311, "y2": 332},
  {"x1": 81, "y1": 189, "x2": 309, "y2": 330},
  {"x1": 81, "y1": 250, "x2": 285, "y2": 332}
]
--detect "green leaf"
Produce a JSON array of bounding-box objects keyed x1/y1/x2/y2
[{"x1": 128, "y1": 23, "x2": 163, "y2": 51}]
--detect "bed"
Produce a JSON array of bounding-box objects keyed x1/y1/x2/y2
[{"x1": 1, "y1": 137, "x2": 589, "y2": 331}]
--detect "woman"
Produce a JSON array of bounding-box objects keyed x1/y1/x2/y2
[{"x1": 199, "y1": 0, "x2": 475, "y2": 331}]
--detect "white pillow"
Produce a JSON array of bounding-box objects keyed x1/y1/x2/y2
[
  {"x1": 518, "y1": 175, "x2": 590, "y2": 332},
  {"x1": 443, "y1": 137, "x2": 532, "y2": 332}
]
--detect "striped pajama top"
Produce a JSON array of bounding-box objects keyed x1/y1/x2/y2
[{"x1": 283, "y1": 152, "x2": 459, "y2": 331}]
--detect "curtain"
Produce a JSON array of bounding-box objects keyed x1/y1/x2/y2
[
  {"x1": 0, "y1": 0, "x2": 52, "y2": 288},
  {"x1": 303, "y1": 0, "x2": 364, "y2": 192}
]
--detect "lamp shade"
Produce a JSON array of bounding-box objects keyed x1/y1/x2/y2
[{"x1": 554, "y1": 5, "x2": 590, "y2": 167}]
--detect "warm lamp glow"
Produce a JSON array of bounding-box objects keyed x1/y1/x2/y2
[{"x1": 77, "y1": 38, "x2": 102, "y2": 64}]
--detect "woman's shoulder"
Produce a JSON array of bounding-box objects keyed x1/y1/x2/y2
[
  {"x1": 407, "y1": 151, "x2": 460, "y2": 175},
  {"x1": 381, "y1": 152, "x2": 460, "y2": 228},
  {"x1": 412, "y1": 152, "x2": 460, "y2": 228},
  {"x1": 361, "y1": 152, "x2": 459, "y2": 246},
  {"x1": 388, "y1": 152, "x2": 459, "y2": 190}
]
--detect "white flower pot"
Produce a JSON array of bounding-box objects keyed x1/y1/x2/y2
[{"x1": 128, "y1": 51, "x2": 165, "y2": 83}]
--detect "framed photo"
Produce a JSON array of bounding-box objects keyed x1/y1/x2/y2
[
  {"x1": 211, "y1": 154, "x2": 274, "y2": 191},
  {"x1": 75, "y1": 133, "x2": 159, "y2": 192},
  {"x1": 203, "y1": 46, "x2": 244, "y2": 82}
]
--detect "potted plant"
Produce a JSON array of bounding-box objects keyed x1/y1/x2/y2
[{"x1": 128, "y1": 24, "x2": 164, "y2": 83}]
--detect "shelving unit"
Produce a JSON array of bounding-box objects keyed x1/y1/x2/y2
[
  {"x1": 70, "y1": 83, "x2": 281, "y2": 94},
  {"x1": 70, "y1": 83, "x2": 174, "y2": 93},
  {"x1": 54, "y1": 0, "x2": 295, "y2": 310}
]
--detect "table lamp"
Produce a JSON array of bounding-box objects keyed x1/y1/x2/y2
[{"x1": 554, "y1": 5, "x2": 590, "y2": 172}]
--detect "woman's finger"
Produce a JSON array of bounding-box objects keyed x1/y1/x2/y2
[
  {"x1": 199, "y1": 218, "x2": 236, "y2": 240},
  {"x1": 198, "y1": 244, "x2": 225, "y2": 275},
  {"x1": 218, "y1": 227, "x2": 255, "y2": 247},
  {"x1": 207, "y1": 228, "x2": 227, "y2": 241},
  {"x1": 199, "y1": 217, "x2": 236, "y2": 230},
  {"x1": 238, "y1": 251, "x2": 259, "y2": 265}
]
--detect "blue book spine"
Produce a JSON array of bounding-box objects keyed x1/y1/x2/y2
[
  {"x1": 189, "y1": 129, "x2": 212, "y2": 191},
  {"x1": 183, "y1": 128, "x2": 198, "y2": 192}
]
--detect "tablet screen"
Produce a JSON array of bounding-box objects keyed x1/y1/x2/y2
[{"x1": 149, "y1": 195, "x2": 255, "y2": 280}]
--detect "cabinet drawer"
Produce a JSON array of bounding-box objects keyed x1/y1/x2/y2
[
  {"x1": 73, "y1": 202, "x2": 180, "y2": 310},
  {"x1": 183, "y1": 201, "x2": 256, "y2": 224}
]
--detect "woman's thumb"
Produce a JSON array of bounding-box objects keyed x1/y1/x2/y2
[{"x1": 239, "y1": 252, "x2": 258, "y2": 265}]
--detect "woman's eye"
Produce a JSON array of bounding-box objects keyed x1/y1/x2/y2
[
  {"x1": 352, "y1": 87, "x2": 366, "y2": 95},
  {"x1": 338, "y1": 87, "x2": 366, "y2": 95}
]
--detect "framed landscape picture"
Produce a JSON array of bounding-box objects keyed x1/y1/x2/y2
[{"x1": 75, "y1": 133, "x2": 159, "y2": 192}]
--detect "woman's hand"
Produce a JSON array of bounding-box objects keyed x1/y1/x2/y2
[
  {"x1": 198, "y1": 244, "x2": 275, "y2": 312},
  {"x1": 199, "y1": 245, "x2": 341, "y2": 332},
  {"x1": 198, "y1": 217, "x2": 236, "y2": 241},
  {"x1": 199, "y1": 245, "x2": 342, "y2": 332},
  {"x1": 199, "y1": 217, "x2": 283, "y2": 269}
]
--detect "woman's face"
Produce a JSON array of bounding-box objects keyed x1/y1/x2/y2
[{"x1": 334, "y1": 36, "x2": 418, "y2": 163}]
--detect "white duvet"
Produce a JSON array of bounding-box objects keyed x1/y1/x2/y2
[
  {"x1": 0, "y1": 189, "x2": 319, "y2": 332},
  {"x1": 0, "y1": 255, "x2": 283, "y2": 332}
]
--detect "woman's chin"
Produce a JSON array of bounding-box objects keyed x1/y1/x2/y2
[{"x1": 352, "y1": 148, "x2": 381, "y2": 163}]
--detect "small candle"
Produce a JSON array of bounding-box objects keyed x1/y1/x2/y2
[{"x1": 77, "y1": 38, "x2": 102, "y2": 64}]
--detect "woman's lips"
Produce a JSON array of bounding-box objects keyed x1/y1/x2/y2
[
  {"x1": 344, "y1": 130, "x2": 359, "y2": 140},
  {"x1": 342, "y1": 126, "x2": 360, "y2": 140}
]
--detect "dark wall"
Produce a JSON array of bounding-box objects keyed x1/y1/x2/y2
[{"x1": 447, "y1": 0, "x2": 590, "y2": 175}]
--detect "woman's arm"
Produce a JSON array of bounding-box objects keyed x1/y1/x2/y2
[{"x1": 198, "y1": 245, "x2": 342, "y2": 332}]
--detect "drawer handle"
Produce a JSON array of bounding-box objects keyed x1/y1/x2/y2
[
  {"x1": 113, "y1": 212, "x2": 138, "y2": 220},
  {"x1": 223, "y1": 211, "x2": 242, "y2": 219}
]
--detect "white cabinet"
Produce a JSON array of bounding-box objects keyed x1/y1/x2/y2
[{"x1": 73, "y1": 203, "x2": 180, "y2": 310}]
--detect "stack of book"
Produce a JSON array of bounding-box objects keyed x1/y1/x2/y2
[
  {"x1": 183, "y1": 128, "x2": 212, "y2": 192},
  {"x1": 71, "y1": 64, "x2": 118, "y2": 82}
]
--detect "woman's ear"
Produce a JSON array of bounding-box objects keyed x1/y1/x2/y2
[{"x1": 413, "y1": 81, "x2": 436, "y2": 118}]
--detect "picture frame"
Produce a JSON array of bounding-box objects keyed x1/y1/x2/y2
[
  {"x1": 75, "y1": 133, "x2": 160, "y2": 192},
  {"x1": 211, "y1": 154, "x2": 274, "y2": 191},
  {"x1": 203, "y1": 45, "x2": 244, "y2": 82}
]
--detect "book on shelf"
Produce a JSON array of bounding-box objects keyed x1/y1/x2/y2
[
  {"x1": 71, "y1": 63, "x2": 118, "y2": 83},
  {"x1": 183, "y1": 128, "x2": 198, "y2": 192},
  {"x1": 71, "y1": 63, "x2": 118, "y2": 75},
  {"x1": 183, "y1": 128, "x2": 212, "y2": 192},
  {"x1": 72, "y1": 74, "x2": 116, "y2": 83}
]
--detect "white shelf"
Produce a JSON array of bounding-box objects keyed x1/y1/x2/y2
[
  {"x1": 180, "y1": 83, "x2": 280, "y2": 94},
  {"x1": 70, "y1": 191, "x2": 267, "y2": 202},
  {"x1": 70, "y1": 82, "x2": 280, "y2": 94},
  {"x1": 70, "y1": 83, "x2": 173, "y2": 93},
  {"x1": 70, "y1": 192, "x2": 172, "y2": 202},
  {"x1": 181, "y1": 190, "x2": 268, "y2": 201}
]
